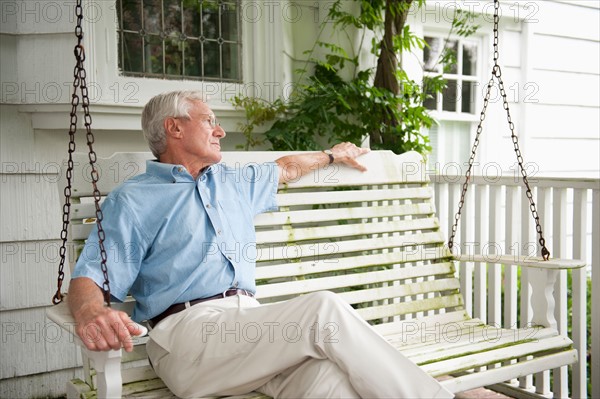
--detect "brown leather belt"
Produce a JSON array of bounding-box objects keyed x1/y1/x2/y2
[{"x1": 148, "y1": 288, "x2": 254, "y2": 328}]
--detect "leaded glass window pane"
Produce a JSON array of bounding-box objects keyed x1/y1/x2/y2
[{"x1": 117, "y1": 0, "x2": 242, "y2": 82}]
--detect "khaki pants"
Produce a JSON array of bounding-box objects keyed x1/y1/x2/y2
[{"x1": 147, "y1": 291, "x2": 453, "y2": 399}]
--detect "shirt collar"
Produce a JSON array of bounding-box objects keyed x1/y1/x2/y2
[{"x1": 145, "y1": 160, "x2": 217, "y2": 183}]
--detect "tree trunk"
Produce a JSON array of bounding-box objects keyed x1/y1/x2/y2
[{"x1": 371, "y1": 0, "x2": 413, "y2": 147}]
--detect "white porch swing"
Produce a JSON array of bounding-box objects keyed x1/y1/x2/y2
[{"x1": 46, "y1": 1, "x2": 585, "y2": 398}]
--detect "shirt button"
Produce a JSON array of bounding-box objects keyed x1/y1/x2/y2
[
  {"x1": 206, "y1": 204, "x2": 211, "y2": 208},
  {"x1": 227, "y1": 256, "x2": 232, "y2": 260},
  {"x1": 217, "y1": 229, "x2": 222, "y2": 235},
  {"x1": 233, "y1": 281, "x2": 239, "y2": 288}
]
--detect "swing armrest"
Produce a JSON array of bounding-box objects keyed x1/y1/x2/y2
[
  {"x1": 47, "y1": 301, "x2": 148, "y2": 398},
  {"x1": 453, "y1": 254, "x2": 586, "y2": 270},
  {"x1": 453, "y1": 254, "x2": 586, "y2": 330},
  {"x1": 46, "y1": 301, "x2": 149, "y2": 345}
]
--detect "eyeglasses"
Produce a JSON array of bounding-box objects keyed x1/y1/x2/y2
[
  {"x1": 171, "y1": 114, "x2": 220, "y2": 128},
  {"x1": 200, "y1": 113, "x2": 220, "y2": 128}
]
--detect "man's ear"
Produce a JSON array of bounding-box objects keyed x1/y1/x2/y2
[{"x1": 164, "y1": 117, "x2": 182, "y2": 139}]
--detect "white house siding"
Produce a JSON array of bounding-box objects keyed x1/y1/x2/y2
[
  {"x1": 0, "y1": 104, "x2": 85, "y2": 397},
  {"x1": 471, "y1": 0, "x2": 598, "y2": 178},
  {"x1": 0, "y1": 95, "x2": 96, "y2": 396},
  {"x1": 524, "y1": 1, "x2": 600, "y2": 177},
  {"x1": 0, "y1": 1, "x2": 598, "y2": 397}
]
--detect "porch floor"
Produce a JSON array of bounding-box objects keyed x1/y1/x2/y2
[
  {"x1": 456, "y1": 387, "x2": 513, "y2": 398},
  {"x1": 437, "y1": 376, "x2": 514, "y2": 399}
]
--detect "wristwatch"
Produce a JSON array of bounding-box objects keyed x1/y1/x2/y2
[{"x1": 323, "y1": 149, "x2": 334, "y2": 164}]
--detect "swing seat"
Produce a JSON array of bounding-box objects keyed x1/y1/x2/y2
[{"x1": 46, "y1": 150, "x2": 585, "y2": 399}]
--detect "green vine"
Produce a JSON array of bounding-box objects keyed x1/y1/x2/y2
[{"x1": 232, "y1": 1, "x2": 478, "y2": 154}]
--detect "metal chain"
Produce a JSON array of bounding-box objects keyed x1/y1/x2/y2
[
  {"x1": 448, "y1": 0, "x2": 550, "y2": 260},
  {"x1": 53, "y1": 0, "x2": 112, "y2": 306},
  {"x1": 52, "y1": 74, "x2": 77, "y2": 305}
]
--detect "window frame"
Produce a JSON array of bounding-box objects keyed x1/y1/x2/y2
[
  {"x1": 82, "y1": 0, "x2": 283, "y2": 112},
  {"x1": 116, "y1": 0, "x2": 244, "y2": 82},
  {"x1": 420, "y1": 28, "x2": 487, "y2": 169},
  {"x1": 423, "y1": 31, "x2": 484, "y2": 121}
]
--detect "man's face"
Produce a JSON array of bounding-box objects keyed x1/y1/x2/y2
[{"x1": 177, "y1": 101, "x2": 226, "y2": 166}]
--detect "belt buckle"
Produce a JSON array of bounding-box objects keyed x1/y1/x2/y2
[
  {"x1": 221, "y1": 288, "x2": 251, "y2": 298},
  {"x1": 222, "y1": 288, "x2": 235, "y2": 298}
]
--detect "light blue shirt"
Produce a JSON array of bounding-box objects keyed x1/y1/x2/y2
[{"x1": 72, "y1": 160, "x2": 279, "y2": 322}]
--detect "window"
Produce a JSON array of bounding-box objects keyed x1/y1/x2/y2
[
  {"x1": 117, "y1": 0, "x2": 242, "y2": 82},
  {"x1": 423, "y1": 36, "x2": 478, "y2": 114},
  {"x1": 422, "y1": 34, "x2": 482, "y2": 168}
]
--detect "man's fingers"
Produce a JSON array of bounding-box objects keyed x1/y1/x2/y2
[
  {"x1": 119, "y1": 311, "x2": 149, "y2": 340},
  {"x1": 344, "y1": 158, "x2": 367, "y2": 172},
  {"x1": 78, "y1": 321, "x2": 116, "y2": 351},
  {"x1": 128, "y1": 322, "x2": 149, "y2": 337},
  {"x1": 112, "y1": 311, "x2": 136, "y2": 352},
  {"x1": 76, "y1": 310, "x2": 136, "y2": 352},
  {"x1": 77, "y1": 323, "x2": 102, "y2": 351},
  {"x1": 100, "y1": 314, "x2": 131, "y2": 351},
  {"x1": 332, "y1": 143, "x2": 370, "y2": 172},
  {"x1": 355, "y1": 162, "x2": 367, "y2": 172}
]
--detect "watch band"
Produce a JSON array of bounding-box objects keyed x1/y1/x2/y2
[{"x1": 323, "y1": 149, "x2": 334, "y2": 164}]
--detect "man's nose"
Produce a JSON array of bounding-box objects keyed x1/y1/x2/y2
[{"x1": 214, "y1": 125, "x2": 226, "y2": 138}]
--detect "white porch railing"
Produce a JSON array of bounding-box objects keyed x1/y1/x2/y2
[{"x1": 431, "y1": 173, "x2": 599, "y2": 398}]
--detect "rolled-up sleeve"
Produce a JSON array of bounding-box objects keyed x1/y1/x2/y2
[
  {"x1": 71, "y1": 195, "x2": 148, "y2": 302},
  {"x1": 239, "y1": 162, "x2": 279, "y2": 216}
]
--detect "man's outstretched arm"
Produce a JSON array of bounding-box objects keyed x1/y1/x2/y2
[{"x1": 275, "y1": 142, "x2": 370, "y2": 184}]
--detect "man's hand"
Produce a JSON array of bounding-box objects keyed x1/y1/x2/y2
[
  {"x1": 277, "y1": 142, "x2": 370, "y2": 183},
  {"x1": 330, "y1": 142, "x2": 370, "y2": 172},
  {"x1": 69, "y1": 277, "x2": 143, "y2": 352}
]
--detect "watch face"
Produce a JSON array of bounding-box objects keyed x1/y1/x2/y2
[{"x1": 324, "y1": 149, "x2": 333, "y2": 155}]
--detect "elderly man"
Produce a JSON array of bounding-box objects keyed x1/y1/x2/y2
[{"x1": 69, "y1": 90, "x2": 452, "y2": 399}]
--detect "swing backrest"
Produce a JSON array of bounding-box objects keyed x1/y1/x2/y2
[{"x1": 64, "y1": 151, "x2": 465, "y2": 329}]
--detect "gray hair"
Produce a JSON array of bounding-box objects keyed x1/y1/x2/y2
[{"x1": 141, "y1": 90, "x2": 206, "y2": 158}]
